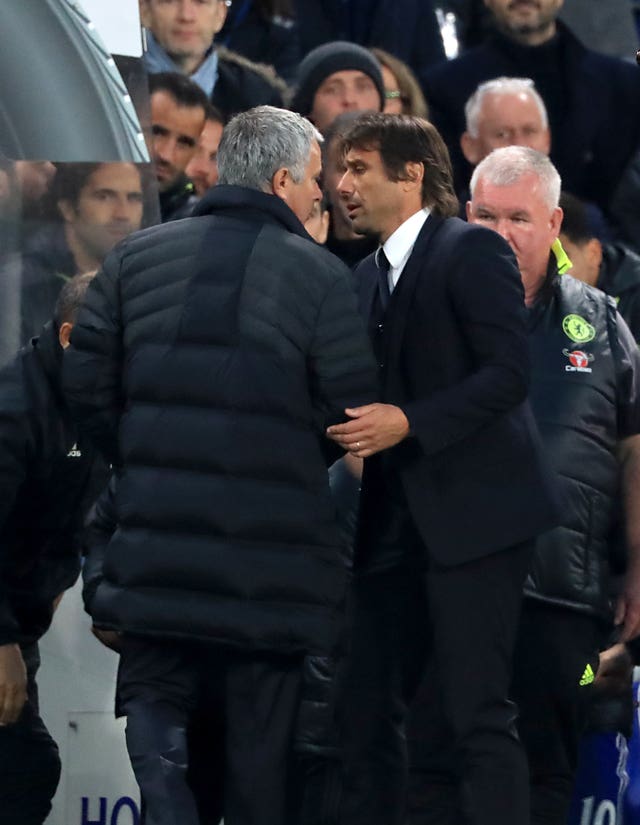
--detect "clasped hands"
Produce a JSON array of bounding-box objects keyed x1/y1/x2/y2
[{"x1": 326, "y1": 403, "x2": 410, "y2": 459}]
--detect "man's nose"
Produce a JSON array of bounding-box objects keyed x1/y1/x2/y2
[
  {"x1": 337, "y1": 170, "x2": 352, "y2": 196},
  {"x1": 177, "y1": 0, "x2": 197, "y2": 19},
  {"x1": 113, "y1": 196, "x2": 132, "y2": 220},
  {"x1": 495, "y1": 218, "x2": 514, "y2": 244},
  {"x1": 155, "y1": 135, "x2": 176, "y2": 164},
  {"x1": 343, "y1": 85, "x2": 359, "y2": 109}
]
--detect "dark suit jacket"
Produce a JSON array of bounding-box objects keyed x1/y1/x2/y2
[
  {"x1": 295, "y1": 0, "x2": 445, "y2": 86},
  {"x1": 356, "y1": 215, "x2": 558, "y2": 568}
]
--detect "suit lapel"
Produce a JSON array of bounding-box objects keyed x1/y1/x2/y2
[{"x1": 385, "y1": 214, "x2": 443, "y2": 372}]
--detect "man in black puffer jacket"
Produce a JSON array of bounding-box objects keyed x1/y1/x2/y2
[
  {"x1": 0, "y1": 273, "x2": 108, "y2": 825},
  {"x1": 64, "y1": 106, "x2": 377, "y2": 825}
]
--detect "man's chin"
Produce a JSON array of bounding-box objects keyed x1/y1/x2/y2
[
  {"x1": 156, "y1": 177, "x2": 176, "y2": 194},
  {"x1": 350, "y1": 219, "x2": 377, "y2": 239}
]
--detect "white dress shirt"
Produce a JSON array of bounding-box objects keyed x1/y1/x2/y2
[{"x1": 375, "y1": 208, "x2": 431, "y2": 293}]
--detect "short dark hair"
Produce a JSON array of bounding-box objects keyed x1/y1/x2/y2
[
  {"x1": 50, "y1": 163, "x2": 103, "y2": 208},
  {"x1": 148, "y1": 71, "x2": 209, "y2": 112},
  {"x1": 321, "y1": 111, "x2": 363, "y2": 169},
  {"x1": 341, "y1": 113, "x2": 459, "y2": 217},
  {"x1": 559, "y1": 191, "x2": 593, "y2": 245},
  {"x1": 54, "y1": 272, "x2": 96, "y2": 326},
  {"x1": 322, "y1": 111, "x2": 362, "y2": 151}
]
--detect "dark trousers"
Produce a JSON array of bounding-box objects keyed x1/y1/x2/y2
[
  {"x1": 407, "y1": 601, "x2": 603, "y2": 825},
  {"x1": 0, "y1": 643, "x2": 61, "y2": 825},
  {"x1": 512, "y1": 603, "x2": 603, "y2": 825},
  {"x1": 340, "y1": 541, "x2": 533, "y2": 825},
  {"x1": 117, "y1": 637, "x2": 303, "y2": 825}
]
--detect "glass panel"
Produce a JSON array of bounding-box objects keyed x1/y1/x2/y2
[{"x1": 0, "y1": 0, "x2": 160, "y2": 367}]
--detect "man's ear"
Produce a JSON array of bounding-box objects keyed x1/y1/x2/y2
[
  {"x1": 465, "y1": 200, "x2": 473, "y2": 221},
  {"x1": 58, "y1": 321, "x2": 73, "y2": 350},
  {"x1": 213, "y1": 0, "x2": 228, "y2": 33},
  {"x1": 139, "y1": 0, "x2": 152, "y2": 29},
  {"x1": 57, "y1": 199, "x2": 75, "y2": 224},
  {"x1": 550, "y1": 205, "x2": 563, "y2": 238},
  {"x1": 402, "y1": 161, "x2": 424, "y2": 193},
  {"x1": 271, "y1": 166, "x2": 290, "y2": 203},
  {"x1": 586, "y1": 237, "x2": 603, "y2": 272},
  {"x1": 460, "y1": 132, "x2": 481, "y2": 166}
]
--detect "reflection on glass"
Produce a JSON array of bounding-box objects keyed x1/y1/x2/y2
[
  {"x1": 0, "y1": 0, "x2": 147, "y2": 162},
  {"x1": 0, "y1": 160, "x2": 159, "y2": 367},
  {"x1": 21, "y1": 163, "x2": 148, "y2": 340}
]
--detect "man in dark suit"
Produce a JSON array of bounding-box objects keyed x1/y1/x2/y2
[
  {"x1": 327, "y1": 113, "x2": 558, "y2": 825},
  {"x1": 422, "y1": 0, "x2": 640, "y2": 247}
]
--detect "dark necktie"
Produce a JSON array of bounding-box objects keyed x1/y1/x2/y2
[{"x1": 377, "y1": 249, "x2": 391, "y2": 310}]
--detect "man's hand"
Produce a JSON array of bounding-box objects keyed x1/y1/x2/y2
[
  {"x1": 0, "y1": 644, "x2": 27, "y2": 725},
  {"x1": 615, "y1": 564, "x2": 640, "y2": 642},
  {"x1": 326, "y1": 404, "x2": 410, "y2": 458},
  {"x1": 595, "y1": 643, "x2": 633, "y2": 696},
  {"x1": 91, "y1": 626, "x2": 121, "y2": 652}
]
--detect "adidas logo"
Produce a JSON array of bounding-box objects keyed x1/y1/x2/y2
[
  {"x1": 579, "y1": 663, "x2": 595, "y2": 687},
  {"x1": 66, "y1": 442, "x2": 82, "y2": 458}
]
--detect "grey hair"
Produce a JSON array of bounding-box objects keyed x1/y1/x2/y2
[
  {"x1": 470, "y1": 146, "x2": 561, "y2": 210},
  {"x1": 464, "y1": 77, "x2": 548, "y2": 138},
  {"x1": 217, "y1": 106, "x2": 322, "y2": 191}
]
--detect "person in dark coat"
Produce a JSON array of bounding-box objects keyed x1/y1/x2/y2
[
  {"x1": 0, "y1": 273, "x2": 108, "y2": 825},
  {"x1": 141, "y1": 0, "x2": 286, "y2": 119},
  {"x1": 294, "y1": 0, "x2": 445, "y2": 89},
  {"x1": 218, "y1": 0, "x2": 300, "y2": 84},
  {"x1": 147, "y1": 72, "x2": 208, "y2": 222},
  {"x1": 63, "y1": 106, "x2": 377, "y2": 825},
  {"x1": 326, "y1": 114, "x2": 558, "y2": 825},
  {"x1": 422, "y1": 0, "x2": 640, "y2": 243}
]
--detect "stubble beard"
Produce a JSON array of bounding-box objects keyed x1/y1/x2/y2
[{"x1": 500, "y1": 5, "x2": 557, "y2": 43}]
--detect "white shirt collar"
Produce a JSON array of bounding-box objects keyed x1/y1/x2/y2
[{"x1": 375, "y1": 208, "x2": 430, "y2": 290}]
